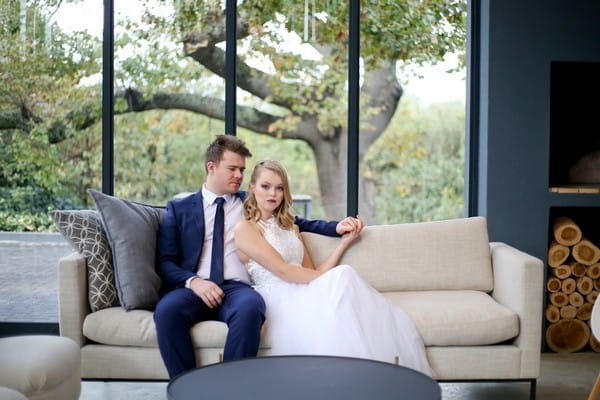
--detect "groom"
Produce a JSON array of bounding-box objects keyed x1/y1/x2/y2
[{"x1": 154, "y1": 134, "x2": 362, "y2": 378}]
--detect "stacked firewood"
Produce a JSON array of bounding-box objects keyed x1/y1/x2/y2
[{"x1": 546, "y1": 217, "x2": 600, "y2": 353}]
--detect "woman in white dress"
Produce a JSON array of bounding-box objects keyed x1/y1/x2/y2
[{"x1": 234, "y1": 160, "x2": 432, "y2": 376}]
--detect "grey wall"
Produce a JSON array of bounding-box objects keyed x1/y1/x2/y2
[{"x1": 477, "y1": 0, "x2": 600, "y2": 263}]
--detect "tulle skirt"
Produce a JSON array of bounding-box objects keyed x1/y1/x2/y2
[{"x1": 256, "y1": 264, "x2": 433, "y2": 376}]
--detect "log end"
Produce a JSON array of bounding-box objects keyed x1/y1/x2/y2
[{"x1": 546, "y1": 319, "x2": 590, "y2": 353}]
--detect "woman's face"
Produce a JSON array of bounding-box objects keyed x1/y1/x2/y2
[{"x1": 251, "y1": 168, "x2": 285, "y2": 216}]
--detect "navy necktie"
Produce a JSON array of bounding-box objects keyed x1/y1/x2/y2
[{"x1": 209, "y1": 197, "x2": 226, "y2": 285}]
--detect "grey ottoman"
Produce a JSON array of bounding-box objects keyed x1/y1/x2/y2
[
  {"x1": 0, "y1": 386, "x2": 28, "y2": 400},
  {"x1": 0, "y1": 335, "x2": 81, "y2": 400}
]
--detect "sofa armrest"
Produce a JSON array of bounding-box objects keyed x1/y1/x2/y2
[
  {"x1": 490, "y1": 241, "x2": 543, "y2": 378},
  {"x1": 58, "y1": 252, "x2": 89, "y2": 347}
]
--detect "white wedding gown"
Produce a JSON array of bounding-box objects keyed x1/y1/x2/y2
[{"x1": 247, "y1": 217, "x2": 433, "y2": 376}]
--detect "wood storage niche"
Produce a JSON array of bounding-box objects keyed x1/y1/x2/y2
[{"x1": 546, "y1": 216, "x2": 599, "y2": 352}]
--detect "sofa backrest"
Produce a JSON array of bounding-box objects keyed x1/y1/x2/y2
[{"x1": 301, "y1": 216, "x2": 493, "y2": 292}]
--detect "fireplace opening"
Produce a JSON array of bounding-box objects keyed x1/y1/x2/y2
[{"x1": 549, "y1": 61, "x2": 600, "y2": 193}]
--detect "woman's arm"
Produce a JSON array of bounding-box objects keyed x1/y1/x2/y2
[
  {"x1": 298, "y1": 229, "x2": 359, "y2": 273},
  {"x1": 234, "y1": 220, "x2": 323, "y2": 284}
]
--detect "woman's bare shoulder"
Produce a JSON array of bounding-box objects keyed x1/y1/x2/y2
[{"x1": 234, "y1": 219, "x2": 262, "y2": 236}]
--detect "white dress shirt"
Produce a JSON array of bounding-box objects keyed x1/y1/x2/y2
[{"x1": 186, "y1": 185, "x2": 251, "y2": 287}]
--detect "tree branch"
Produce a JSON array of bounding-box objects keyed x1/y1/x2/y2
[
  {"x1": 123, "y1": 88, "x2": 290, "y2": 138},
  {"x1": 2, "y1": 103, "x2": 101, "y2": 144},
  {"x1": 183, "y1": 35, "x2": 300, "y2": 110},
  {"x1": 186, "y1": 9, "x2": 252, "y2": 45}
]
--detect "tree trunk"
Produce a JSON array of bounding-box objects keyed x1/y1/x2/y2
[
  {"x1": 312, "y1": 134, "x2": 377, "y2": 223},
  {"x1": 313, "y1": 137, "x2": 347, "y2": 221}
]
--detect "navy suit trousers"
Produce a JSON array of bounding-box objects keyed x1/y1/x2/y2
[{"x1": 154, "y1": 280, "x2": 266, "y2": 379}]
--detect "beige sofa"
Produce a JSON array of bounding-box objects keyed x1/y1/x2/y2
[{"x1": 58, "y1": 216, "x2": 542, "y2": 396}]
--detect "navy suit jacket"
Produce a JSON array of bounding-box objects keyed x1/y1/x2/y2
[{"x1": 156, "y1": 190, "x2": 339, "y2": 292}]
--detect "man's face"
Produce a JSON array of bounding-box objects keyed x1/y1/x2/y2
[{"x1": 206, "y1": 150, "x2": 246, "y2": 195}]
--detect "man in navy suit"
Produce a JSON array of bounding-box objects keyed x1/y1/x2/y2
[{"x1": 154, "y1": 135, "x2": 362, "y2": 378}]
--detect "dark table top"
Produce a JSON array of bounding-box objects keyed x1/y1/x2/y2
[{"x1": 167, "y1": 355, "x2": 440, "y2": 400}]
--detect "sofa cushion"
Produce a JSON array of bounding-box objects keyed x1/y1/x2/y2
[
  {"x1": 50, "y1": 209, "x2": 120, "y2": 312},
  {"x1": 384, "y1": 290, "x2": 519, "y2": 346},
  {"x1": 302, "y1": 217, "x2": 494, "y2": 292},
  {"x1": 89, "y1": 190, "x2": 165, "y2": 311},
  {"x1": 83, "y1": 307, "x2": 272, "y2": 348}
]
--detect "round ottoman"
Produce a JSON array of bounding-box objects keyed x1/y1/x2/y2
[
  {"x1": 0, "y1": 335, "x2": 81, "y2": 400},
  {"x1": 0, "y1": 386, "x2": 27, "y2": 400}
]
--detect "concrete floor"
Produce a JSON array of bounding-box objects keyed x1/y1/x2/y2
[{"x1": 80, "y1": 353, "x2": 599, "y2": 400}]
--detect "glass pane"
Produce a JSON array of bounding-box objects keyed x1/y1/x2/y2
[
  {"x1": 361, "y1": 2, "x2": 467, "y2": 224},
  {"x1": 0, "y1": 0, "x2": 102, "y2": 323},
  {"x1": 235, "y1": 1, "x2": 348, "y2": 220},
  {"x1": 113, "y1": 0, "x2": 228, "y2": 205}
]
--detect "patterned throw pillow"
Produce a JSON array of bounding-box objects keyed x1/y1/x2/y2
[{"x1": 50, "y1": 210, "x2": 120, "y2": 312}]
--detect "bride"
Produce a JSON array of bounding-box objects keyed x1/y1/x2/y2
[{"x1": 234, "y1": 160, "x2": 432, "y2": 376}]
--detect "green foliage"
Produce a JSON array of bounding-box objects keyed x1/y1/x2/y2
[
  {"x1": 110, "y1": 110, "x2": 326, "y2": 219},
  {"x1": 128, "y1": 0, "x2": 466, "y2": 133},
  {"x1": 0, "y1": 186, "x2": 79, "y2": 231},
  {"x1": 365, "y1": 98, "x2": 465, "y2": 223},
  {"x1": 113, "y1": 110, "x2": 212, "y2": 204},
  {"x1": 0, "y1": 211, "x2": 54, "y2": 232},
  {"x1": 0, "y1": 0, "x2": 100, "y2": 230},
  {"x1": 1, "y1": 0, "x2": 467, "y2": 230}
]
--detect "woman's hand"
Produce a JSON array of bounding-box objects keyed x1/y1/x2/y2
[
  {"x1": 340, "y1": 216, "x2": 363, "y2": 247},
  {"x1": 340, "y1": 227, "x2": 360, "y2": 247}
]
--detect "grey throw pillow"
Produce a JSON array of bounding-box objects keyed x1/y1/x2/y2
[
  {"x1": 50, "y1": 210, "x2": 120, "y2": 312},
  {"x1": 88, "y1": 189, "x2": 165, "y2": 311}
]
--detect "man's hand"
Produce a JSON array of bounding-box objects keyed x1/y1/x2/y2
[
  {"x1": 336, "y1": 216, "x2": 364, "y2": 236},
  {"x1": 190, "y1": 278, "x2": 224, "y2": 308}
]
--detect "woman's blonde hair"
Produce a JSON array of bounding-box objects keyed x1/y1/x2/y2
[{"x1": 243, "y1": 160, "x2": 295, "y2": 229}]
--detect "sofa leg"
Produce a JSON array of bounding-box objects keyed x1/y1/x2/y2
[
  {"x1": 219, "y1": 353, "x2": 223, "y2": 363},
  {"x1": 530, "y1": 379, "x2": 536, "y2": 400}
]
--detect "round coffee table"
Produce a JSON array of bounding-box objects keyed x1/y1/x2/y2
[{"x1": 168, "y1": 355, "x2": 440, "y2": 400}]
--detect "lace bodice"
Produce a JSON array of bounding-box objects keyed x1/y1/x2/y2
[{"x1": 247, "y1": 217, "x2": 304, "y2": 289}]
